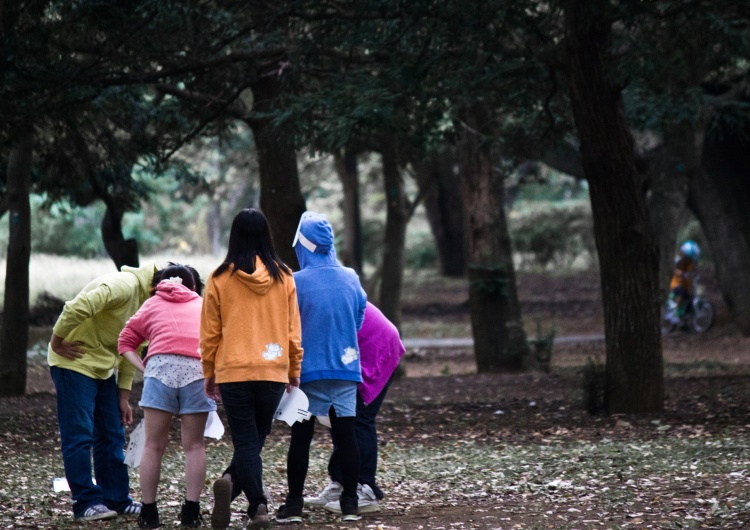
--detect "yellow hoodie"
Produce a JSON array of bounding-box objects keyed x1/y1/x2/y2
[
  {"x1": 200, "y1": 259, "x2": 303, "y2": 384},
  {"x1": 47, "y1": 263, "x2": 156, "y2": 390}
]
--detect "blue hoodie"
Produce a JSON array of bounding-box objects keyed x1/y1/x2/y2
[{"x1": 293, "y1": 213, "x2": 367, "y2": 384}]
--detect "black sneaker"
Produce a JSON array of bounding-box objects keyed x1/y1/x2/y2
[
  {"x1": 340, "y1": 496, "x2": 361, "y2": 522},
  {"x1": 138, "y1": 502, "x2": 161, "y2": 529},
  {"x1": 248, "y1": 503, "x2": 271, "y2": 529},
  {"x1": 275, "y1": 497, "x2": 303, "y2": 524},
  {"x1": 180, "y1": 499, "x2": 203, "y2": 527}
]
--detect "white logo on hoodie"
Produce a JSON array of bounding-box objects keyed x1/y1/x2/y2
[
  {"x1": 341, "y1": 347, "x2": 359, "y2": 365},
  {"x1": 262, "y1": 343, "x2": 283, "y2": 361}
]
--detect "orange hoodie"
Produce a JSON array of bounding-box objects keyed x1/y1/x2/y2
[{"x1": 200, "y1": 259, "x2": 303, "y2": 384}]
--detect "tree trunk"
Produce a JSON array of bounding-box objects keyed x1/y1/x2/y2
[
  {"x1": 646, "y1": 134, "x2": 694, "y2": 298},
  {"x1": 378, "y1": 139, "x2": 409, "y2": 330},
  {"x1": 335, "y1": 151, "x2": 363, "y2": 275},
  {"x1": 248, "y1": 80, "x2": 306, "y2": 271},
  {"x1": 565, "y1": 0, "x2": 663, "y2": 413},
  {"x1": 413, "y1": 149, "x2": 467, "y2": 277},
  {"x1": 0, "y1": 127, "x2": 33, "y2": 397},
  {"x1": 101, "y1": 202, "x2": 139, "y2": 270},
  {"x1": 690, "y1": 129, "x2": 750, "y2": 335},
  {"x1": 457, "y1": 102, "x2": 530, "y2": 372}
]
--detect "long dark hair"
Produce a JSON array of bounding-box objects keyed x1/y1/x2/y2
[{"x1": 214, "y1": 208, "x2": 291, "y2": 281}]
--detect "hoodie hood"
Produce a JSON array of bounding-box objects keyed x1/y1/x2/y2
[
  {"x1": 154, "y1": 280, "x2": 201, "y2": 303},
  {"x1": 229, "y1": 258, "x2": 274, "y2": 295},
  {"x1": 293, "y1": 212, "x2": 339, "y2": 269},
  {"x1": 121, "y1": 263, "x2": 158, "y2": 305}
]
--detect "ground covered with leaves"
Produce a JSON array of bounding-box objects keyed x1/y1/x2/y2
[{"x1": 1, "y1": 270, "x2": 748, "y2": 529}]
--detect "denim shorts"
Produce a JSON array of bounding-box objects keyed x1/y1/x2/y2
[
  {"x1": 139, "y1": 377, "x2": 217, "y2": 415},
  {"x1": 301, "y1": 379, "x2": 357, "y2": 418}
]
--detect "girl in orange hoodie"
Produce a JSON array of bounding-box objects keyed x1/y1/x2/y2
[{"x1": 200, "y1": 209, "x2": 303, "y2": 530}]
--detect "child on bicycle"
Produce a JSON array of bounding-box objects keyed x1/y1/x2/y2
[{"x1": 668, "y1": 240, "x2": 701, "y2": 327}]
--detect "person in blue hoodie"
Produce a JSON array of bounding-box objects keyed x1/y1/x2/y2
[{"x1": 275, "y1": 212, "x2": 367, "y2": 524}]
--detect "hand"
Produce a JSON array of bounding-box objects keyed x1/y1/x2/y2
[
  {"x1": 205, "y1": 377, "x2": 221, "y2": 402},
  {"x1": 287, "y1": 377, "x2": 300, "y2": 393},
  {"x1": 118, "y1": 390, "x2": 133, "y2": 425},
  {"x1": 50, "y1": 334, "x2": 85, "y2": 360}
]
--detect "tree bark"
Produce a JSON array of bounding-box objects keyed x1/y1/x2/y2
[
  {"x1": 335, "y1": 151, "x2": 363, "y2": 274},
  {"x1": 413, "y1": 149, "x2": 467, "y2": 277},
  {"x1": 378, "y1": 139, "x2": 409, "y2": 330},
  {"x1": 0, "y1": 127, "x2": 33, "y2": 397},
  {"x1": 646, "y1": 143, "x2": 691, "y2": 299},
  {"x1": 457, "y1": 102, "x2": 530, "y2": 372},
  {"x1": 690, "y1": 129, "x2": 750, "y2": 335},
  {"x1": 248, "y1": 79, "x2": 306, "y2": 270},
  {"x1": 565, "y1": 0, "x2": 663, "y2": 413},
  {"x1": 101, "y1": 201, "x2": 140, "y2": 270}
]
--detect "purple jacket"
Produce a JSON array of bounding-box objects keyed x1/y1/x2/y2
[{"x1": 358, "y1": 302, "x2": 405, "y2": 405}]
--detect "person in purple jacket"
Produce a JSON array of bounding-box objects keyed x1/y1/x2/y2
[{"x1": 304, "y1": 301, "x2": 405, "y2": 514}]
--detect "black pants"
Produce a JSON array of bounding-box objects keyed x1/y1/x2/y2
[{"x1": 287, "y1": 407, "x2": 360, "y2": 503}]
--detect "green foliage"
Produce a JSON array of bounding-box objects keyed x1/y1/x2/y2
[
  {"x1": 510, "y1": 200, "x2": 597, "y2": 271},
  {"x1": 25, "y1": 198, "x2": 106, "y2": 259},
  {"x1": 405, "y1": 230, "x2": 438, "y2": 269}
]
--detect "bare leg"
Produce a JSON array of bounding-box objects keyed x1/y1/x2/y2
[
  {"x1": 140, "y1": 408, "x2": 173, "y2": 504},
  {"x1": 181, "y1": 412, "x2": 209, "y2": 502}
]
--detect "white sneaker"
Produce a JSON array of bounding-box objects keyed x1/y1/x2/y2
[
  {"x1": 304, "y1": 481, "x2": 343, "y2": 508},
  {"x1": 76, "y1": 504, "x2": 118, "y2": 521},
  {"x1": 323, "y1": 484, "x2": 380, "y2": 514}
]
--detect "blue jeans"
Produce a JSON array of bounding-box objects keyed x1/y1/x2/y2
[
  {"x1": 220, "y1": 381, "x2": 285, "y2": 514},
  {"x1": 50, "y1": 367, "x2": 133, "y2": 517},
  {"x1": 328, "y1": 377, "x2": 392, "y2": 499}
]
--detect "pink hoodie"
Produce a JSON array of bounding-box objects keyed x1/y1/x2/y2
[
  {"x1": 357, "y1": 302, "x2": 405, "y2": 405},
  {"x1": 118, "y1": 281, "x2": 202, "y2": 362}
]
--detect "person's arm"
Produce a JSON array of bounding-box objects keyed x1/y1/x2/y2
[
  {"x1": 200, "y1": 276, "x2": 221, "y2": 380},
  {"x1": 118, "y1": 388, "x2": 133, "y2": 425},
  {"x1": 204, "y1": 377, "x2": 221, "y2": 401},
  {"x1": 49, "y1": 333, "x2": 85, "y2": 360},
  {"x1": 50, "y1": 284, "x2": 117, "y2": 359},
  {"x1": 286, "y1": 278, "x2": 303, "y2": 392},
  {"x1": 121, "y1": 350, "x2": 145, "y2": 372}
]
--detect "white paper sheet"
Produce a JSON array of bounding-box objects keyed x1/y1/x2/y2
[{"x1": 274, "y1": 387, "x2": 312, "y2": 426}]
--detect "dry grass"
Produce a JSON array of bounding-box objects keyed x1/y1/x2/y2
[{"x1": 0, "y1": 254, "x2": 222, "y2": 306}]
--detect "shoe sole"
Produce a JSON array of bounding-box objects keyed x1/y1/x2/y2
[
  {"x1": 325, "y1": 503, "x2": 380, "y2": 514},
  {"x1": 342, "y1": 514, "x2": 362, "y2": 521},
  {"x1": 76, "y1": 512, "x2": 117, "y2": 522},
  {"x1": 275, "y1": 516, "x2": 303, "y2": 524},
  {"x1": 249, "y1": 515, "x2": 271, "y2": 529},
  {"x1": 211, "y1": 478, "x2": 232, "y2": 528}
]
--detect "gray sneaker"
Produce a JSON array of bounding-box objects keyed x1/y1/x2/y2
[
  {"x1": 304, "y1": 481, "x2": 342, "y2": 508},
  {"x1": 76, "y1": 504, "x2": 118, "y2": 521},
  {"x1": 323, "y1": 484, "x2": 380, "y2": 514}
]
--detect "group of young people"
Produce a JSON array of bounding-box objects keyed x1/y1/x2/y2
[{"x1": 47, "y1": 208, "x2": 404, "y2": 529}]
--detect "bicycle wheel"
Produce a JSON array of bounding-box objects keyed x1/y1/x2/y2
[{"x1": 690, "y1": 299, "x2": 715, "y2": 333}]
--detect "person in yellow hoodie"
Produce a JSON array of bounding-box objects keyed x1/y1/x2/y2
[
  {"x1": 48, "y1": 262, "x2": 158, "y2": 522},
  {"x1": 201, "y1": 208, "x2": 303, "y2": 530}
]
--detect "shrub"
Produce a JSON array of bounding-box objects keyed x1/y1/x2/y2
[{"x1": 510, "y1": 200, "x2": 597, "y2": 271}]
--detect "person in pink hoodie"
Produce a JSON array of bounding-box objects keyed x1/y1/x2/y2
[
  {"x1": 118, "y1": 263, "x2": 215, "y2": 529},
  {"x1": 304, "y1": 301, "x2": 405, "y2": 514}
]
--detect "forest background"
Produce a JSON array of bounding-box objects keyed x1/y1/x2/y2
[{"x1": 1, "y1": 1, "x2": 749, "y2": 528}]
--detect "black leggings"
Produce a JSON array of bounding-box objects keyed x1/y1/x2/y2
[{"x1": 287, "y1": 407, "x2": 360, "y2": 501}]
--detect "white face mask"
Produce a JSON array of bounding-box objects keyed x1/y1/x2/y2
[{"x1": 292, "y1": 211, "x2": 328, "y2": 252}]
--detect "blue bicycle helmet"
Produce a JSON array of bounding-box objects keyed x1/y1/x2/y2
[{"x1": 680, "y1": 240, "x2": 701, "y2": 261}]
